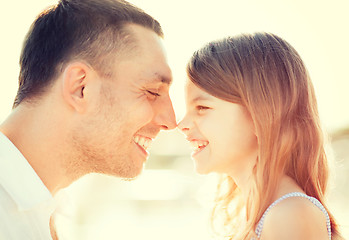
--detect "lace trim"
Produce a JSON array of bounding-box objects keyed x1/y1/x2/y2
[{"x1": 254, "y1": 192, "x2": 331, "y2": 239}]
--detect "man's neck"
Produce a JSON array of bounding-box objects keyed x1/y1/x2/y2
[{"x1": 0, "y1": 103, "x2": 73, "y2": 195}]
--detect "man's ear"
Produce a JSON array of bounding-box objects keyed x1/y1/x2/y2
[{"x1": 61, "y1": 62, "x2": 91, "y2": 113}]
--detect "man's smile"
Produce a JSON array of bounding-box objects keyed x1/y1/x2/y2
[{"x1": 133, "y1": 134, "x2": 153, "y2": 152}]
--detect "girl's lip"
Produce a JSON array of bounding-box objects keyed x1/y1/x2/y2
[
  {"x1": 186, "y1": 136, "x2": 208, "y2": 142},
  {"x1": 191, "y1": 143, "x2": 209, "y2": 157}
]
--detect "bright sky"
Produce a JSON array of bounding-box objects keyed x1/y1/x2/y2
[{"x1": 1, "y1": 0, "x2": 348, "y2": 132}]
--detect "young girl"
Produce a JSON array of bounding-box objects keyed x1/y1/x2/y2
[{"x1": 178, "y1": 32, "x2": 343, "y2": 240}]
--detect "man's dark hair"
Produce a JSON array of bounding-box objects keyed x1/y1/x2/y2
[{"x1": 14, "y1": 0, "x2": 163, "y2": 108}]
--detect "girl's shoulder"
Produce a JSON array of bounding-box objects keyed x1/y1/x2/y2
[{"x1": 258, "y1": 193, "x2": 330, "y2": 240}]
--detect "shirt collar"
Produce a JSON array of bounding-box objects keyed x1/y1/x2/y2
[{"x1": 0, "y1": 132, "x2": 53, "y2": 211}]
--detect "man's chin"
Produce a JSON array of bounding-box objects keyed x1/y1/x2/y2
[
  {"x1": 120, "y1": 167, "x2": 144, "y2": 181},
  {"x1": 110, "y1": 161, "x2": 145, "y2": 180},
  {"x1": 88, "y1": 150, "x2": 147, "y2": 179}
]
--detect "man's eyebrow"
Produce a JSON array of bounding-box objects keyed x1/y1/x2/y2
[{"x1": 154, "y1": 73, "x2": 172, "y2": 85}]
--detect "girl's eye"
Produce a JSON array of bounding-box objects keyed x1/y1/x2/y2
[{"x1": 196, "y1": 105, "x2": 210, "y2": 114}]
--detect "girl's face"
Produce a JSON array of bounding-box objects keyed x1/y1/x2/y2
[{"x1": 179, "y1": 81, "x2": 258, "y2": 179}]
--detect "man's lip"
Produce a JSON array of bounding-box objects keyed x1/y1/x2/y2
[
  {"x1": 135, "y1": 134, "x2": 154, "y2": 139},
  {"x1": 133, "y1": 134, "x2": 154, "y2": 158},
  {"x1": 134, "y1": 141, "x2": 149, "y2": 157}
]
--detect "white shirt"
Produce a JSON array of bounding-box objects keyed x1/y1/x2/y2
[{"x1": 0, "y1": 132, "x2": 56, "y2": 239}]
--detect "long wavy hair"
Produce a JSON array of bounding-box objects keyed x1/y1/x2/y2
[{"x1": 187, "y1": 32, "x2": 342, "y2": 239}]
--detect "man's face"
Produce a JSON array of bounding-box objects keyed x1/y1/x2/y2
[{"x1": 70, "y1": 24, "x2": 176, "y2": 179}]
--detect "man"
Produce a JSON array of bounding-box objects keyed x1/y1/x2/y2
[{"x1": 0, "y1": 0, "x2": 176, "y2": 239}]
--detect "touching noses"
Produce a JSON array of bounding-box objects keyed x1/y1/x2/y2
[{"x1": 154, "y1": 96, "x2": 177, "y2": 130}]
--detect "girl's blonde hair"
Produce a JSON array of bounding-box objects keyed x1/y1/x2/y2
[{"x1": 187, "y1": 32, "x2": 342, "y2": 239}]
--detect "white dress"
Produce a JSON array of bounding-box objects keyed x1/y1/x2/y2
[{"x1": 254, "y1": 192, "x2": 331, "y2": 239}]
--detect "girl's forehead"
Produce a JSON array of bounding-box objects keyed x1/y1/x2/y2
[{"x1": 185, "y1": 81, "x2": 213, "y2": 101}]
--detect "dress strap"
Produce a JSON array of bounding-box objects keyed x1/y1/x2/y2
[{"x1": 254, "y1": 192, "x2": 331, "y2": 239}]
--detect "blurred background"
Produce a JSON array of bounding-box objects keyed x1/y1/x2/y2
[{"x1": 1, "y1": 0, "x2": 348, "y2": 239}]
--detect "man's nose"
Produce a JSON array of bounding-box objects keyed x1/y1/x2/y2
[
  {"x1": 177, "y1": 115, "x2": 190, "y2": 132},
  {"x1": 155, "y1": 96, "x2": 177, "y2": 130}
]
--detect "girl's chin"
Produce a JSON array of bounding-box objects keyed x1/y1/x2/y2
[
  {"x1": 194, "y1": 159, "x2": 213, "y2": 175},
  {"x1": 195, "y1": 168, "x2": 211, "y2": 175},
  {"x1": 192, "y1": 147, "x2": 212, "y2": 174}
]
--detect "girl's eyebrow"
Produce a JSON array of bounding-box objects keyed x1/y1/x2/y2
[{"x1": 190, "y1": 95, "x2": 211, "y2": 104}]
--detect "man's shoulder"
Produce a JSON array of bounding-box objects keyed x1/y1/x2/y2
[
  {"x1": 0, "y1": 184, "x2": 22, "y2": 238},
  {"x1": 0, "y1": 183, "x2": 52, "y2": 239},
  {"x1": 0, "y1": 182, "x2": 17, "y2": 209}
]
